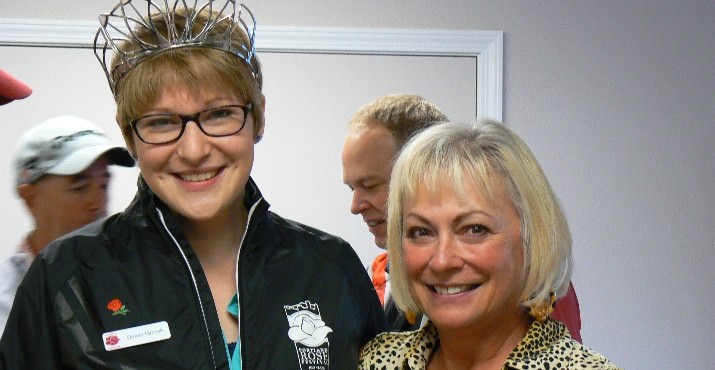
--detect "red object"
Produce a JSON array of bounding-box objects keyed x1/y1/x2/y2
[
  {"x1": 0, "y1": 68, "x2": 32, "y2": 105},
  {"x1": 105, "y1": 335, "x2": 120, "y2": 346},
  {"x1": 371, "y1": 252, "x2": 388, "y2": 306},
  {"x1": 551, "y1": 282, "x2": 582, "y2": 343},
  {"x1": 107, "y1": 298, "x2": 123, "y2": 313}
]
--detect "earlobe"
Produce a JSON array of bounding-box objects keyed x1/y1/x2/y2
[
  {"x1": 123, "y1": 143, "x2": 137, "y2": 160},
  {"x1": 116, "y1": 114, "x2": 137, "y2": 158},
  {"x1": 17, "y1": 183, "x2": 35, "y2": 205},
  {"x1": 254, "y1": 125, "x2": 264, "y2": 143},
  {"x1": 121, "y1": 134, "x2": 137, "y2": 159},
  {"x1": 254, "y1": 95, "x2": 266, "y2": 144}
]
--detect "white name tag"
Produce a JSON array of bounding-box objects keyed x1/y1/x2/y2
[{"x1": 103, "y1": 321, "x2": 171, "y2": 351}]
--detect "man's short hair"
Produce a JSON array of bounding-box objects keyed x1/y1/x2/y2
[{"x1": 349, "y1": 94, "x2": 448, "y2": 149}]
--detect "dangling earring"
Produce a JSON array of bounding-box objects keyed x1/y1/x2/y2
[
  {"x1": 405, "y1": 310, "x2": 418, "y2": 325},
  {"x1": 528, "y1": 292, "x2": 556, "y2": 322}
]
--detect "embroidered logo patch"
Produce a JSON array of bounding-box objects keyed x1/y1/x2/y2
[
  {"x1": 284, "y1": 300, "x2": 332, "y2": 370},
  {"x1": 107, "y1": 298, "x2": 130, "y2": 316}
]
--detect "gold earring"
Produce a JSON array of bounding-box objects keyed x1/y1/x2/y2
[
  {"x1": 528, "y1": 292, "x2": 556, "y2": 322},
  {"x1": 405, "y1": 310, "x2": 418, "y2": 325}
]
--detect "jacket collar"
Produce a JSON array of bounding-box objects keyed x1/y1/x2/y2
[
  {"x1": 128, "y1": 175, "x2": 269, "y2": 220},
  {"x1": 391, "y1": 318, "x2": 569, "y2": 369},
  {"x1": 123, "y1": 176, "x2": 270, "y2": 249}
]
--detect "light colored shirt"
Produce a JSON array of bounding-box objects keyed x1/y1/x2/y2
[
  {"x1": 225, "y1": 294, "x2": 242, "y2": 370},
  {"x1": 0, "y1": 237, "x2": 33, "y2": 335}
]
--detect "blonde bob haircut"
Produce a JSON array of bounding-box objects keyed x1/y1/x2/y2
[
  {"x1": 111, "y1": 7, "x2": 264, "y2": 154},
  {"x1": 387, "y1": 120, "x2": 572, "y2": 316}
]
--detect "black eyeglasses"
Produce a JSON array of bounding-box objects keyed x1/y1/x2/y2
[{"x1": 130, "y1": 103, "x2": 253, "y2": 144}]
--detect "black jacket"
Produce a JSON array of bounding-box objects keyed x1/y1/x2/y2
[{"x1": 0, "y1": 178, "x2": 387, "y2": 369}]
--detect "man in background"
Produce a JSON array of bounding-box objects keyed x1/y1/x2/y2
[
  {"x1": 341, "y1": 94, "x2": 582, "y2": 341},
  {"x1": 342, "y1": 94, "x2": 448, "y2": 331},
  {"x1": 0, "y1": 114, "x2": 134, "y2": 333}
]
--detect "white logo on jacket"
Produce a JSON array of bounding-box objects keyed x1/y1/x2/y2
[{"x1": 285, "y1": 300, "x2": 332, "y2": 370}]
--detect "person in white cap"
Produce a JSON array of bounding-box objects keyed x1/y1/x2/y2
[{"x1": 0, "y1": 115, "x2": 134, "y2": 334}]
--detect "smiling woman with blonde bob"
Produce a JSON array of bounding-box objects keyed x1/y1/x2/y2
[{"x1": 358, "y1": 120, "x2": 620, "y2": 369}]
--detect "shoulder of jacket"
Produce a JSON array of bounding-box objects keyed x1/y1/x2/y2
[
  {"x1": 265, "y1": 211, "x2": 351, "y2": 249},
  {"x1": 557, "y1": 336, "x2": 622, "y2": 369},
  {"x1": 360, "y1": 330, "x2": 424, "y2": 368},
  {"x1": 39, "y1": 212, "x2": 138, "y2": 267}
]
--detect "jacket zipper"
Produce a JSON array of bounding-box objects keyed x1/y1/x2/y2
[
  {"x1": 156, "y1": 196, "x2": 263, "y2": 370},
  {"x1": 234, "y1": 197, "x2": 263, "y2": 368},
  {"x1": 156, "y1": 208, "x2": 218, "y2": 369}
]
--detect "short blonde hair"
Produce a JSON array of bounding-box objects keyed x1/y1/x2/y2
[
  {"x1": 111, "y1": 7, "x2": 264, "y2": 153},
  {"x1": 349, "y1": 94, "x2": 448, "y2": 149},
  {"x1": 387, "y1": 120, "x2": 572, "y2": 315}
]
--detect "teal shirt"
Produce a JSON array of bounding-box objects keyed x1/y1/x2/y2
[{"x1": 224, "y1": 294, "x2": 242, "y2": 370}]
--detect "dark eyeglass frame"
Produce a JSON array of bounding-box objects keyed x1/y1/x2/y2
[{"x1": 129, "y1": 103, "x2": 253, "y2": 144}]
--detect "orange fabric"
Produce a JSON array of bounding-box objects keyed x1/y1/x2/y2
[
  {"x1": 551, "y1": 282, "x2": 582, "y2": 343},
  {"x1": 371, "y1": 252, "x2": 388, "y2": 306}
]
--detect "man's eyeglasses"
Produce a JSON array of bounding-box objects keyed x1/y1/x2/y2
[{"x1": 130, "y1": 103, "x2": 253, "y2": 144}]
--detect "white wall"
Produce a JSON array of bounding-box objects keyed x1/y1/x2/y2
[{"x1": 1, "y1": 1, "x2": 714, "y2": 369}]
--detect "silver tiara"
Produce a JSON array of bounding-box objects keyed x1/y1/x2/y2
[{"x1": 93, "y1": 0, "x2": 259, "y2": 96}]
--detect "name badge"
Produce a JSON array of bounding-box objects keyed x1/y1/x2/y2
[{"x1": 103, "y1": 321, "x2": 171, "y2": 351}]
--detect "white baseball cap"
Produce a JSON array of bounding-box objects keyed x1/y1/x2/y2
[{"x1": 14, "y1": 115, "x2": 135, "y2": 185}]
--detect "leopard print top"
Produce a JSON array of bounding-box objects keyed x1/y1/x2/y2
[{"x1": 358, "y1": 318, "x2": 621, "y2": 369}]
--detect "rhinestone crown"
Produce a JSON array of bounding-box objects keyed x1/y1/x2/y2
[{"x1": 94, "y1": 0, "x2": 259, "y2": 96}]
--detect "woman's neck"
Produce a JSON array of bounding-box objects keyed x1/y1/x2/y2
[
  {"x1": 180, "y1": 203, "x2": 248, "y2": 265},
  {"x1": 179, "y1": 204, "x2": 248, "y2": 344},
  {"x1": 429, "y1": 313, "x2": 531, "y2": 370}
]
